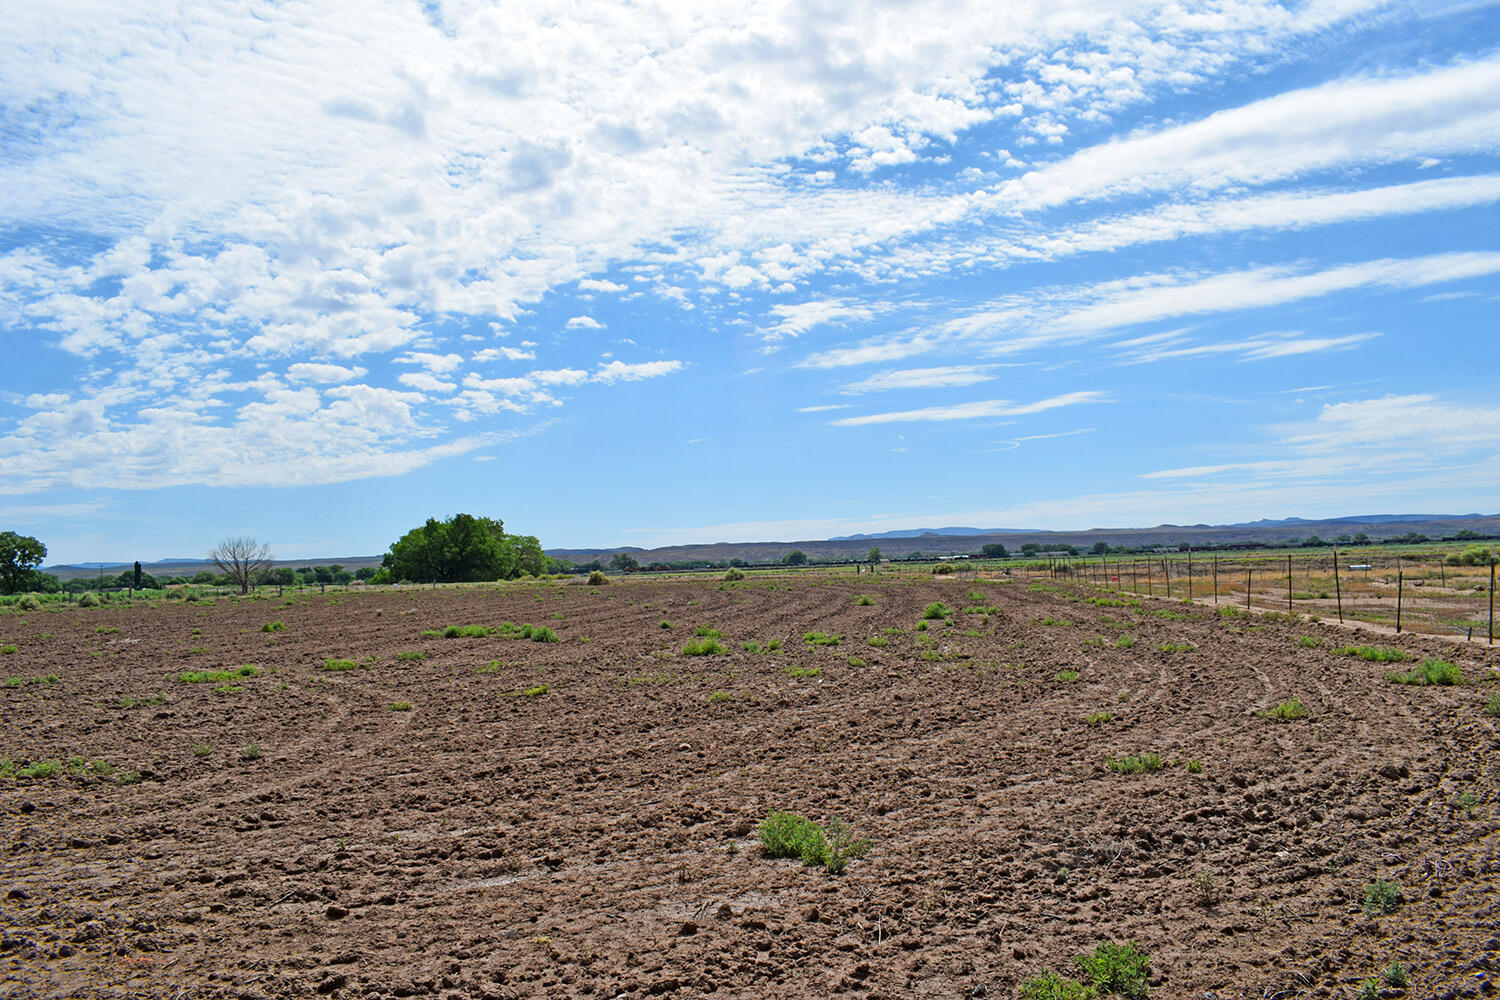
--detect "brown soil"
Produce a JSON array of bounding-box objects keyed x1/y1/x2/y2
[{"x1": 2, "y1": 574, "x2": 1499, "y2": 999}]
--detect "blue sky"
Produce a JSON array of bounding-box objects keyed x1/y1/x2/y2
[{"x1": 3, "y1": 1, "x2": 1499, "y2": 564}]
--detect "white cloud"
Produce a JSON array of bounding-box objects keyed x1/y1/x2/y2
[
  {"x1": 566, "y1": 316, "x2": 604, "y2": 330},
  {"x1": 578, "y1": 278, "x2": 626, "y2": 293},
  {"x1": 839, "y1": 366, "x2": 998, "y2": 393},
  {"x1": 397, "y1": 372, "x2": 458, "y2": 393},
  {"x1": 831, "y1": 390, "x2": 1109, "y2": 426},
  {"x1": 287, "y1": 362, "x2": 366, "y2": 383}
]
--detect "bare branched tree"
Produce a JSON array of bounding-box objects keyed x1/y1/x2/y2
[{"x1": 209, "y1": 537, "x2": 274, "y2": 594}]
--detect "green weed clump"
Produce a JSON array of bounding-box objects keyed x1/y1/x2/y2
[
  {"x1": 261, "y1": 621, "x2": 285, "y2": 633},
  {"x1": 322, "y1": 658, "x2": 359, "y2": 672},
  {"x1": 1362, "y1": 878, "x2": 1404, "y2": 915},
  {"x1": 240, "y1": 743, "x2": 262, "y2": 761},
  {"x1": 1261, "y1": 698, "x2": 1310, "y2": 721},
  {"x1": 854, "y1": 594, "x2": 875, "y2": 606},
  {"x1": 784, "y1": 665, "x2": 822, "y2": 678},
  {"x1": 0, "y1": 645, "x2": 17, "y2": 655},
  {"x1": 682, "y1": 637, "x2": 728, "y2": 656},
  {"x1": 1486, "y1": 692, "x2": 1500, "y2": 718},
  {"x1": 389, "y1": 701, "x2": 413, "y2": 711},
  {"x1": 1041, "y1": 616, "x2": 1071, "y2": 627},
  {"x1": 1387, "y1": 657, "x2": 1464, "y2": 686},
  {"x1": 443, "y1": 624, "x2": 494, "y2": 638},
  {"x1": 1055, "y1": 669, "x2": 1080, "y2": 682},
  {"x1": 395, "y1": 650, "x2": 426, "y2": 661},
  {"x1": 1157, "y1": 642, "x2": 1194, "y2": 653},
  {"x1": 757, "y1": 812, "x2": 869, "y2": 874},
  {"x1": 178, "y1": 665, "x2": 259, "y2": 684},
  {"x1": 694, "y1": 626, "x2": 723, "y2": 638},
  {"x1": 803, "y1": 631, "x2": 841, "y2": 646},
  {"x1": 1086, "y1": 712, "x2": 1113, "y2": 726},
  {"x1": 1296, "y1": 635, "x2": 1318, "y2": 648},
  {"x1": 1020, "y1": 941, "x2": 1151, "y2": 1000},
  {"x1": 1106, "y1": 753, "x2": 1163, "y2": 774},
  {"x1": 867, "y1": 636, "x2": 888, "y2": 648},
  {"x1": 931, "y1": 562, "x2": 956, "y2": 575},
  {"x1": 587, "y1": 571, "x2": 608, "y2": 585},
  {"x1": 922, "y1": 602, "x2": 951, "y2": 620},
  {"x1": 1335, "y1": 645, "x2": 1412, "y2": 663},
  {"x1": 1115, "y1": 635, "x2": 1136, "y2": 649},
  {"x1": 723, "y1": 568, "x2": 745, "y2": 581}
]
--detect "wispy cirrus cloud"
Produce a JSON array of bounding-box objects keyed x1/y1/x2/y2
[{"x1": 831, "y1": 390, "x2": 1109, "y2": 426}]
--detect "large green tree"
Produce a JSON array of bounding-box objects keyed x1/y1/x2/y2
[
  {"x1": 382, "y1": 514, "x2": 544, "y2": 583},
  {"x1": 0, "y1": 531, "x2": 47, "y2": 595}
]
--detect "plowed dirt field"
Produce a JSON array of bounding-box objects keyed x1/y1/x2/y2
[{"x1": 3, "y1": 573, "x2": 1499, "y2": 999}]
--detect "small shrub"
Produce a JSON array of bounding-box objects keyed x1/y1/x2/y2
[
  {"x1": 742, "y1": 640, "x2": 762, "y2": 653},
  {"x1": 1261, "y1": 698, "x2": 1310, "y2": 721},
  {"x1": 1387, "y1": 657, "x2": 1464, "y2": 686},
  {"x1": 261, "y1": 621, "x2": 285, "y2": 633},
  {"x1": 17, "y1": 594, "x2": 41, "y2": 611},
  {"x1": 587, "y1": 570, "x2": 608, "y2": 585},
  {"x1": 854, "y1": 594, "x2": 875, "y2": 606},
  {"x1": 1055, "y1": 669, "x2": 1080, "y2": 682},
  {"x1": 1296, "y1": 635, "x2": 1318, "y2": 648},
  {"x1": 1355, "y1": 978, "x2": 1380, "y2": 1000},
  {"x1": 1487, "y1": 691, "x2": 1500, "y2": 718},
  {"x1": 1457, "y1": 789, "x2": 1478, "y2": 815},
  {"x1": 19, "y1": 759, "x2": 62, "y2": 779},
  {"x1": 1106, "y1": 753, "x2": 1163, "y2": 774},
  {"x1": 659, "y1": 620, "x2": 673, "y2": 629},
  {"x1": 1115, "y1": 635, "x2": 1136, "y2": 649},
  {"x1": 240, "y1": 743, "x2": 262, "y2": 761},
  {"x1": 922, "y1": 602, "x2": 951, "y2": 620},
  {"x1": 1384, "y1": 960, "x2": 1408, "y2": 988},
  {"x1": 529, "y1": 626, "x2": 559, "y2": 643},
  {"x1": 1186, "y1": 759, "x2": 1203, "y2": 774},
  {"x1": 931, "y1": 562, "x2": 956, "y2": 575},
  {"x1": 389, "y1": 700, "x2": 413, "y2": 711},
  {"x1": 757, "y1": 812, "x2": 868, "y2": 873},
  {"x1": 77, "y1": 592, "x2": 100, "y2": 608},
  {"x1": 723, "y1": 568, "x2": 745, "y2": 581},
  {"x1": 682, "y1": 637, "x2": 727, "y2": 656},
  {"x1": 0, "y1": 645, "x2": 16, "y2": 655},
  {"x1": 1074, "y1": 941, "x2": 1151, "y2": 999},
  {"x1": 1362, "y1": 878, "x2": 1404, "y2": 915},
  {"x1": 803, "y1": 631, "x2": 841, "y2": 646},
  {"x1": 1335, "y1": 644, "x2": 1411, "y2": 663},
  {"x1": 443, "y1": 624, "x2": 494, "y2": 638},
  {"x1": 178, "y1": 665, "x2": 259, "y2": 684}
]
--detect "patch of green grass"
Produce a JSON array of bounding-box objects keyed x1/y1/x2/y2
[
  {"x1": 1086, "y1": 712, "x2": 1113, "y2": 726},
  {"x1": 1018, "y1": 971, "x2": 1097, "y2": 1000},
  {"x1": 922, "y1": 602, "x2": 951, "y2": 620},
  {"x1": 477, "y1": 660, "x2": 503, "y2": 674},
  {"x1": 1296, "y1": 635, "x2": 1319, "y2": 648},
  {"x1": 1387, "y1": 657, "x2": 1464, "y2": 686},
  {"x1": 784, "y1": 665, "x2": 822, "y2": 678},
  {"x1": 707, "y1": 690, "x2": 733, "y2": 704},
  {"x1": 117, "y1": 770, "x2": 140, "y2": 785},
  {"x1": 803, "y1": 631, "x2": 841, "y2": 646},
  {"x1": 186, "y1": 646, "x2": 210, "y2": 655},
  {"x1": 0, "y1": 645, "x2": 16, "y2": 655},
  {"x1": 522, "y1": 684, "x2": 548, "y2": 697},
  {"x1": 322, "y1": 657, "x2": 359, "y2": 671},
  {"x1": 757, "y1": 811, "x2": 869, "y2": 874},
  {"x1": 240, "y1": 743, "x2": 262, "y2": 761},
  {"x1": 1186, "y1": 759, "x2": 1203, "y2": 774},
  {"x1": 659, "y1": 620, "x2": 673, "y2": 630},
  {"x1": 528, "y1": 625, "x2": 559, "y2": 643},
  {"x1": 1040, "y1": 616, "x2": 1071, "y2": 627},
  {"x1": 1335, "y1": 644, "x2": 1412, "y2": 663},
  {"x1": 389, "y1": 700, "x2": 413, "y2": 711},
  {"x1": 1362, "y1": 878, "x2": 1403, "y2": 915},
  {"x1": 1114, "y1": 635, "x2": 1136, "y2": 649},
  {"x1": 1487, "y1": 691, "x2": 1500, "y2": 718},
  {"x1": 419, "y1": 629, "x2": 443, "y2": 637},
  {"x1": 395, "y1": 650, "x2": 427, "y2": 661},
  {"x1": 192, "y1": 743, "x2": 214, "y2": 758},
  {"x1": 1457, "y1": 790, "x2": 1478, "y2": 815},
  {"x1": 694, "y1": 626, "x2": 723, "y2": 638},
  {"x1": 19, "y1": 759, "x2": 62, "y2": 779},
  {"x1": 1085, "y1": 597, "x2": 1132, "y2": 608},
  {"x1": 1055, "y1": 669, "x2": 1080, "y2": 682},
  {"x1": 90, "y1": 759, "x2": 114, "y2": 776},
  {"x1": 94, "y1": 625, "x2": 118, "y2": 634},
  {"x1": 961, "y1": 605, "x2": 999, "y2": 615},
  {"x1": 443, "y1": 624, "x2": 494, "y2": 638},
  {"x1": 867, "y1": 635, "x2": 888, "y2": 648},
  {"x1": 119, "y1": 693, "x2": 163, "y2": 708},
  {"x1": 1261, "y1": 698, "x2": 1310, "y2": 721},
  {"x1": 261, "y1": 621, "x2": 285, "y2": 633},
  {"x1": 1354, "y1": 977, "x2": 1380, "y2": 1000},
  {"x1": 846, "y1": 656, "x2": 866, "y2": 668},
  {"x1": 854, "y1": 594, "x2": 875, "y2": 606},
  {"x1": 178, "y1": 665, "x2": 259, "y2": 684},
  {"x1": 1157, "y1": 642, "x2": 1194, "y2": 653},
  {"x1": 1075, "y1": 941, "x2": 1151, "y2": 999},
  {"x1": 682, "y1": 637, "x2": 727, "y2": 656},
  {"x1": 1384, "y1": 960, "x2": 1409, "y2": 988},
  {"x1": 1105, "y1": 753, "x2": 1163, "y2": 774}
]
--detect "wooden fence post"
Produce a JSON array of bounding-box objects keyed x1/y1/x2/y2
[
  {"x1": 1245, "y1": 568, "x2": 1252, "y2": 611},
  {"x1": 1186, "y1": 548, "x2": 1193, "y2": 602},
  {"x1": 1287, "y1": 554, "x2": 1293, "y2": 613},
  {"x1": 1489, "y1": 560, "x2": 1495, "y2": 646},
  {"x1": 1163, "y1": 559, "x2": 1171, "y2": 599},
  {"x1": 1213, "y1": 554, "x2": 1219, "y2": 605},
  {"x1": 1396, "y1": 564, "x2": 1404, "y2": 634},
  {"x1": 1333, "y1": 548, "x2": 1343, "y2": 624}
]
